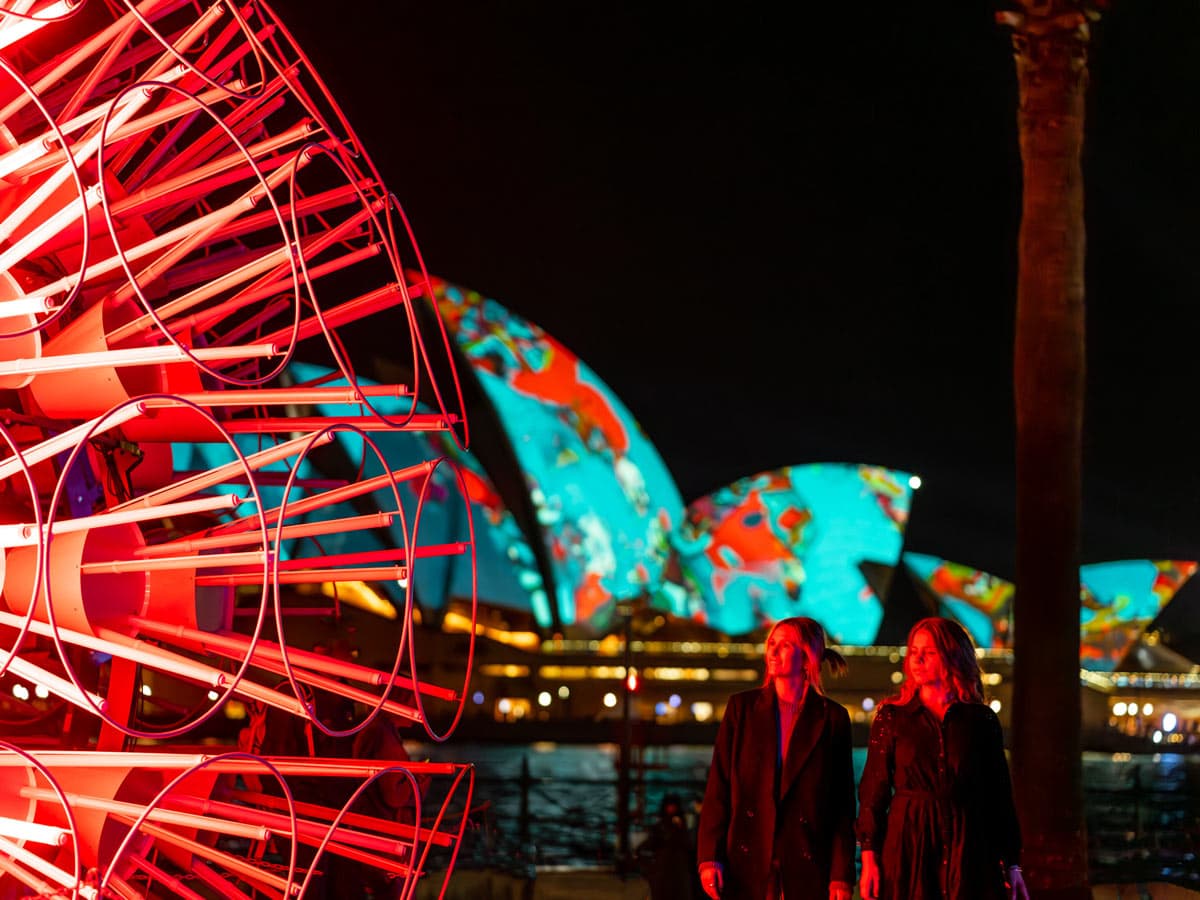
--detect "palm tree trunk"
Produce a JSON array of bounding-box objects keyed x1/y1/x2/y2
[{"x1": 1002, "y1": 3, "x2": 1095, "y2": 896}]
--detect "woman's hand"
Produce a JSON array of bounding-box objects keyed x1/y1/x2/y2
[
  {"x1": 1009, "y1": 865, "x2": 1030, "y2": 900},
  {"x1": 698, "y1": 860, "x2": 723, "y2": 899},
  {"x1": 829, "y1": 880, "x2": 852, "y2": 900},
  {"x1": 859, "y1": 849, "x2": 880, "y2": 900}
]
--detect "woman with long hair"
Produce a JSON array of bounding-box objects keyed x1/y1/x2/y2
[
  {"x1": 697, "y1": 617, "x2": 855, "y2": 900},
  {"x1": 857, "y1": 617, "x2": 1029, "y2": 900}
]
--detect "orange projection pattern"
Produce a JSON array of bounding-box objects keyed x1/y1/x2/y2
[{"x1": 0, "y1": 1, "x2": 475, "y2": 896}]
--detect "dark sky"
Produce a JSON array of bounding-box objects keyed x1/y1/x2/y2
[{"x1": 283, "y1": 1, "x2": 1200, "y2": 580}]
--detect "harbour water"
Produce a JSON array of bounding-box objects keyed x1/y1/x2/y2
[{"x1": 411, "y1": 742, "x2": 1200, "y2": 888}]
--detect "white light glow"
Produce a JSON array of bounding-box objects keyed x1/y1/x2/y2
[
  {"x1": 537, "y1": 691, "x2": 551, "y2": 707},
  {"x1": 558, "y1": 685, "x2": 570, "y2": 699},
  {"x1": 603, "y1": 692, "x2": 618, "y2": 709},
  {"x1": 908, "y1": 475, "x2": 922, "y2": 490},
  {"x1": 1112, "y1": 702, "x2": 1127, "y2": 716},
  {"x1": 1152, "y1": 730, "x2": 1163, "y2": 744},
  {"x1": 691, "y1": 701, "x2": 714, "y2": 722},
  {"x1": 862, "y1": 697, "x2": 875, "y2": 712},
  {"x1": 497, "y1": 698, "x2": 512, "y2": 715},
  {"x1": 989, "y1": 699, "x2": 1002, "y2": 713},
  {"x1": 1163, "y1": 712, "x2": 1178, "y2": 732}
]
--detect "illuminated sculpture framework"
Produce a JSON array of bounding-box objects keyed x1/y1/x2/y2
[{"x1": 0, "y1": 0, "x2": 478, "y2": 897}]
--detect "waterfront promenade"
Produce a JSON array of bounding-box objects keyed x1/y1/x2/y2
[{"x1": 418, "y1": 870, "x2": 1200, "y2": 899}]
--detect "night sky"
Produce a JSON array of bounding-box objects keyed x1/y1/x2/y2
[{"x1": 283, "y1": 1, "x2": 1200, "y2": 582}]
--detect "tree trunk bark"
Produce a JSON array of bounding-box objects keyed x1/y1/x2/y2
[{"x1": 1004, "y1": 4, "x2": 1093, "y2": 897}]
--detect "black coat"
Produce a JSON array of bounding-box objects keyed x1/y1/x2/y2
[
  {"x1": 697, "y1": 686, "x2": 856, "y2": 900},
  {"x1": 856, "y1": 698, "x2": 1022, "y2": 900}
]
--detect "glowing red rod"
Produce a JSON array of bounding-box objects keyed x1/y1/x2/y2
[
  {"x1": 80, "y1": 548, "x2": 267, "y2": 574},
  {"x1": 109, "y1": 120, "x2": 317, "y2": 218},
  {"x1": 125, "y1": 617, "x2": 458, "y2": 700},
  {"x1": 210, "y1": 460, "x2": 434, "y2": 535},
  {"x1": 0, "y1": 340, "x2": 277, "y2": 377},
  {"x1": 221, "y1": 414, "x2": 455, "y2": 433},
  {"x1": 195, "y1": 564, "x2": 407, "y2": 586},
  {"x1": 255, "y1": 282, "x2": 407, "y2": 348},
  {"x1": 0, "y1": 815, "x2": 68, "y2": 847},
  {"x1": 0, "y1": 492, "x2": 240, "y2": 549},
  {"x1": 18, "y1": 787, "x2": 271, "y2": 842},
  {"x1": 8, "y1": 752, "x2": 457, "y2": 777},
  {"x1": 230, "y1": 789, "x2": 456, "y2": 847},
  {"x1": 164, "y1": 794, "x2": 418, "y2": 857},
  {"x1": 135, "y1": 510, "x2": 396, "y2": 557},
  {"x1": 140, "y1": 384, "x2": 407, "y2": 409},
  {"x1": 106, "y1": 199, "x2": 377, "y2": 344},
  {"x1": 0, "y1": 653, "x2": 108, "y2": 713}
]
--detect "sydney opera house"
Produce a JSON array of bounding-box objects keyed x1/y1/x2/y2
[{"x1": 281, "y1": 276, "x2": 1200, "y2": 753}]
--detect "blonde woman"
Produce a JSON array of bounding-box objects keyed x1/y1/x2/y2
[{"x1": 697, "y1": 617, "x2": 854, "y2": 900}]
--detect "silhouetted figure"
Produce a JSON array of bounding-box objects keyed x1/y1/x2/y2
[{"x1": 637, "y1": 794, "x2": 700, "y2": 900}]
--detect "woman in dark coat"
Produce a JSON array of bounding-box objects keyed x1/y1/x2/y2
[
  {"x1": 857, "y1": 617, "x2": 1029, "y2": 900},
  {"x1": 697, "y1": 617, "x2": 855, "y2": 900}
]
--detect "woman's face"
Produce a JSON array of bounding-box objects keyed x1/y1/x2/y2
[
  {"x1": 765, "y1": 625, "x2": 808, "y2": 682},
  {"x1": 907, "y1": 629, "x2": 947, "y2": 688}
]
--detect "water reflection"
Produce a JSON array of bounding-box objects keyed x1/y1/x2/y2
[{"x1": 411, "y1": 743, "x2": 1199, "y2": 886}]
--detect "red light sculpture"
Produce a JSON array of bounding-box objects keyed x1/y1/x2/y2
[{"x1": 0, "y1": 1, "x2": 476, "y2": 896}]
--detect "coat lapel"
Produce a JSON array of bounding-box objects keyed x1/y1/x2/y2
[
  {"x1": 778, "y1": 688, "x2": 826, "y2": 801},
  {"x1": 749, "y1": 687, "x2": 779, "y2": 807}
]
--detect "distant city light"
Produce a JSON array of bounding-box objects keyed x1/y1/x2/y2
[
  {"x1": 603, "y1": 692, "x2": 618, "y2": 709},
  {"x1": 989, "y1": 699, "x2": 1002, "y2": 713},
  {"x1": 140, "y1": 684, "x2": 152, "y2": 697},
  {"x1": 12, "y1": 684, "x2": 29, "y2": 702},
  {"x1": 498, "y1": 698, "x2": 513, "y2": 715},
  {"x1": 558, "y1": 685, "x2": 570, "y2": 699},
  {"x1": 862, "y1": 697, "x2": 876, "y2": 712},
  {"x1": 1152, "y1": 730, "x2": 1163, "y2": 744},
  {"x1": 34, "y1": 685, "x2": 49, "y2": 700},
  {"x1": 692, "y1": 701, "x2": 714, "y2": 722},
  {"x1": 655, "y1": 702, "x2": 668, "y2": 716},
  {"x1": 1128, "y1": 704, "x2": 1140, "y2": 717},
  {"x1": 1143, "y1": 703, "x2": 1154, "y2": 716},
  {"x1": 909, "y1": 475, "x2": 922, "y2": 490},
  {"x1": 1163, "y1": 712, "x2": 1178, "y2": 732},
  {"x1": 473, "y1": 691, "x2": 485, "y2": 705},
  {"x1": 537, "y1": 692, "x2": 552, "y2": 707},
  {"x1": 1112, "y1": 702, "x2": 1127, "y2": 716},
  {"x1": 890, "y1": 671, "x2": 904, "y2": 684},
  {"x1": 207, "y1": 691, "x2": 220, "y2": 702},
  {"x1": 668, "y1": 693, "x2": 681, "y2": 709}
]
